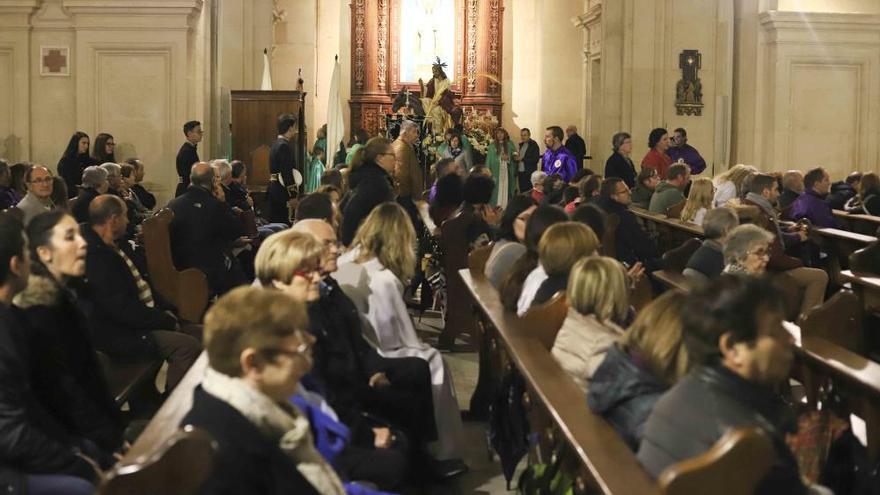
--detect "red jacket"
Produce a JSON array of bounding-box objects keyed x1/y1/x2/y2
[{"x1": 641, "y1": 148, "x2": 673, "y2": 179}]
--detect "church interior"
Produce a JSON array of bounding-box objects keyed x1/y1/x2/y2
[{"x1": 1, "y1": 0, "x2": 880, "y2": 494}]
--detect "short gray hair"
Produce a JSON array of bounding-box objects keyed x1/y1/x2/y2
[
  {"x1": 530, "y1": 170, "x2": 547, "y2": 186},
  {"x1": 211, "y1": 159, "x2": 232, "y2": 180},
  {"x1": 702, "y1": 207, "x2": 738, "y2": 240},
  {"x1": 399, "y1": 120, "x2": 419, "y2": 135},
  {"x1": 612, "y1": 132, "x2": 631, "y2": 152},
  {"x1": 81, "y1": 166, "x2": 108, "y2": 189},
  {"x1": 100, "y1": 162, "x2": 121, "y2": 177},
  {"x1": 723, "y1": 224, "x2": 774, "y2": 264}
]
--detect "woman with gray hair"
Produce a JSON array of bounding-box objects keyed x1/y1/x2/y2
[
  {"x1": 722, "y1": 224, "x2": 774, "y2": 275},
  {"x1": 604, "y1": 132, "x2": 637, "y2": 188},
  {"x1": 683, "y1": 208, "x2": 739, "y2": 283},
  {"x1": 71, "y1": 165, "x2": 109, "y2": 223}
]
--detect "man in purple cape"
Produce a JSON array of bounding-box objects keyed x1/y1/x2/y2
[
  {"x1": 541, "y1": 126, "x2": 578, "y2": 183},
  {"x1": 666, "y1": 127, "x2": 706, "y2": 175}
]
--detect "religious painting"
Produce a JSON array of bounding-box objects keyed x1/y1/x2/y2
[
  {"x1": 398, "y1": 0, "x2": 456, "y2": 83},
  {"x1": 41, "y1": 46, "x2": 69, "y2": 77},
  {"x1": 675, "y1": 49, "x2": 703, "y2": 116}
]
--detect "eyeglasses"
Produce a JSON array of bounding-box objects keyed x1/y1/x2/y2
[
  {"x1": 28, "y1": 177, "x2": 53, "y2": 184},
  {"x1": 292, "y1": 268, "x2": 321, "y2": 280},
  {"x1": 613, "y1": 188, "x2": 630, "y2": 195},
  {"x1": 264, "y1": 341, "x2": 312, "y2": 359}
]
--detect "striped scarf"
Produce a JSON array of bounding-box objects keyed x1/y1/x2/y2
[{"x1": 115, "y1": 247, "x2": 154, "y2": 308}]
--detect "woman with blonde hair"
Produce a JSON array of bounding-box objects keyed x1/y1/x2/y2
[
  {"x1": 334, "y1": 202, "x2": 465, "y2": 466},
  {"x1": 680, "y1": 177, "x2": 714, "y2": 224},
  {"x1": 254, "y1": 230, "x2": 325, "y2": 302},
  {"x1": 550, "y1": 256, "x2": 629, "y2": 393},
  {"x1": 587, "y1": 291, "x2": 691, "y2": 450},
  {"x1": 713, "y1": 164, "x2": 757, "y2": 207},
  {"x1": 526, "y1": 221, "x2": 600, "y2": 310}
]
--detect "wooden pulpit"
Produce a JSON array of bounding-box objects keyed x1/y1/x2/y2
[{"x1": 230, "y1": 90, "x2": 307, "y2": 192}]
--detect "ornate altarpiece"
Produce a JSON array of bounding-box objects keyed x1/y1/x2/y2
[{"x1": 349, "y1": 0, "x2": 504, "y2": 137}]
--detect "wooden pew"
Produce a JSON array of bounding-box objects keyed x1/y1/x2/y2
[
  {"x1": 124, "y1": 352, "x2": 208, "y2": 461},
  {"x1": 809, "y1": 226, "x2": 876, "y2": 284},
  {"x1": 142, "y1": 209, "x2": 210, "y2": 323},
  {"x1": 437, "y1": 208, "x2": 478, "y2": 349},
  {"x1": 833, "y1": 209, "x2": 880, "y2": 236},
  {"x1": 459, "y1": 269, "x2": 774, "y2": 494},
  {"x1": 652, "y1": 270, "x2": 691, "y2": 292},
  {"x1": 96, "y1": 352, "x2": 163, "y2": 408},
  {"x1": 99, "y1": 425, "x2": 215, "y2": 495}
]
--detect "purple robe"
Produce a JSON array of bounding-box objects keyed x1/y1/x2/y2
[
  {"x1": 667, "y1": 144, "x2": 706, "y2": 175},
  {"x1": 542, "y1": 146, "x2": 578, "y2": 183}
]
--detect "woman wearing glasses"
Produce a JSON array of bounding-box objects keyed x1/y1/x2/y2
[
  {"x1": 340, "y1": 136, "x2": 397, "y2": 246},
  {"x1": 181, "y1": 287, "x2": 346, "y2": 495},
  {"x1": 722, "y1": 224, "x2": 774, "y2": 275}
]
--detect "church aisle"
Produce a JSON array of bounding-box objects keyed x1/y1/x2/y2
[{"x1": 413, "y1": 314, "x2": 518, "y2": 494}]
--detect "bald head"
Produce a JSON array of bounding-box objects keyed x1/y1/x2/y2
[
  {"x1": 292, "y1": 219, "x2": 339, "y2": 274},
  {"x1": 190, "y1": 162, "x2": 215, "y2": 190}
]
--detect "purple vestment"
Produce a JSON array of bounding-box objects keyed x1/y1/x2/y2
[
  {"x1": 541, "y1": 146, "x2": 578, "y2": 183},
  {"x1": 666, "y1": 144, "x2": 706, "y2": 175}
]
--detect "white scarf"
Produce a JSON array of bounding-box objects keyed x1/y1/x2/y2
[{"x1": 201, "y1": 368, "x2": 346, "y2": 495}]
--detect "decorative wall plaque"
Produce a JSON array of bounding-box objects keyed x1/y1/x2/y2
[
  {"x1": 675, "y1": 49, "x2": 703, "y2": 116},
  {"x1": 41, "y1": 46, "x2": 69, "y2": 76}
]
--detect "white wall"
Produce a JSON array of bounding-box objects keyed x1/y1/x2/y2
[{"x1": 0, "y1": 0, "x2": 205, "y2": 207}]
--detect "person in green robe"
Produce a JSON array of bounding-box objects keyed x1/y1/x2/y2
[{"x1": 487, "y1": 127, "x2": 518, "y2": 207}]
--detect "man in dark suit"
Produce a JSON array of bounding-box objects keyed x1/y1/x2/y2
[
  {"x1": 71, "y1": 166, "x2": 108, "y2": 223},
  {"x1": 168, "y1": 162, "x2": 246, "y2": 296},
  {"x1": 517, "y1": 128, "x2": 541, "y2": 193},
  {"x1": 175, "y1": 120, "x2": 202, "y2": 197},
  {"x1": 83, "y1": 195, "x2": 201, "y2": 391},
  {"x1": 270, "y1": 113, "x2": 298, "y2": 189},
  {"x1": 564, "y1": 125, "x2": 587, "y2": 168}
]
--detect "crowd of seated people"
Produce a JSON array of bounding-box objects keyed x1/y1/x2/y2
[{"x1": 0, "y1": 118, "x2": 877, "y2": 495}]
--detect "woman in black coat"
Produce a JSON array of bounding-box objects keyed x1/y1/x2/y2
[
  {"x1": 604, "y1": 132, "x2": 637, "y2": 188},
  {"x1": 57, "y1": 132, "x2": 98, "y2": 198},
  {"x1": 340, "y1": 137, "x2": 396, "y2": 246},
  {"x1": 13, "y1": 211, "x2": 124, "y2": 453}
]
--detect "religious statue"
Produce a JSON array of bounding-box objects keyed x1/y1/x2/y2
[
  {"x1": 418, "y1": 57, "x2": 462, "y2": 134},
  {"x1": 675, "y1": 49, "x2": 704, "y2": 116}
]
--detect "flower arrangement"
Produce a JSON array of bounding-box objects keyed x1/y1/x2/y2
[{"x1": 419, "y1": 109, "x2": 499, "y2": 165}]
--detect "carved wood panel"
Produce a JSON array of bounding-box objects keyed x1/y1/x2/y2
[{"x1": 350, "y1": 0, "x2": 504, "y2": 134}]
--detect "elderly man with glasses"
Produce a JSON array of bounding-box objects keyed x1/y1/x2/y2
[{"x1": 16, "y1": 165, "x2": 56, "y2": 223}]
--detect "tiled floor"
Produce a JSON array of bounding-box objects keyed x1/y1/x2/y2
[{"x1": 412, "y1": 313, "x2": 520, "y2": 495}]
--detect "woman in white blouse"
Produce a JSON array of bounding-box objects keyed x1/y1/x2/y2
[
  {"x1": 712, "y1": 164, "x2": 756, "y2": 207},
  {"x1": 334, "y1": 202, "x2": 464, "y2": 462}
]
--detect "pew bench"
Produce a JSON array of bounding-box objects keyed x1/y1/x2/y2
[
  {"x1": 459, "y1": 268, "x2": 775, "y2": 494},
  {"x1": 651, "y1": 270, "x2": 691, "y2": 292},
  {"x1": 833, "y1": 209, "x2": 880, "y2": 236},
  {"x1": 123, "y1": 352, "x2": 208, "y2": 461},
  {"x1": 96, "y1": 352, "x2": 163, "y2": 408}
]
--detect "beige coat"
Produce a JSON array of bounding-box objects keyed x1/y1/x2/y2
[
  {"x1": 392, "y1": 137, "x2": 423, "y2": 198},
  {"x1": 551, "y1": 308, "x2": 625, "y2": 393}
]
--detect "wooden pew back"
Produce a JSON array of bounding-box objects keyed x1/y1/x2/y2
[
  {"x1": 659, "y1": 428, "x2": 774, "y2": 495},
  {"x1": 520, "y1": 293, "x2": 568, "y2": 351},
  {"x1": 459, "y1": 269, "x2": 774, "y2": 494},
  {"x1": 438, "y1": 208, "x2": 478, "y2": 348},
  {"x1": 100, "y1": 425, "x2": 215, "y2": 495},
  {"x1": 142, "y1": 209, "x2": 210, "y2": 323}
]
